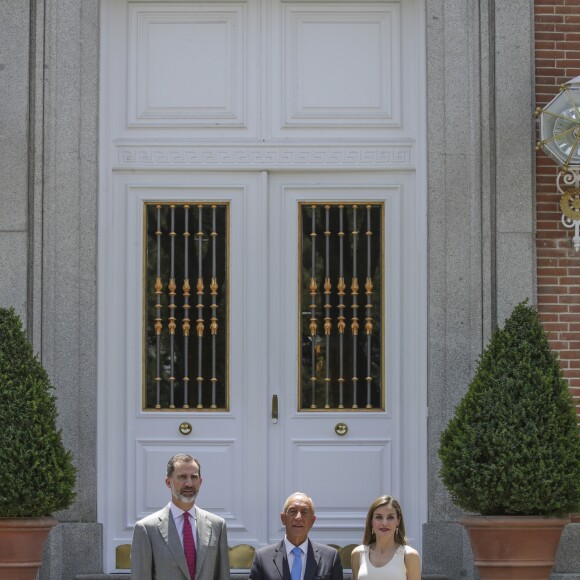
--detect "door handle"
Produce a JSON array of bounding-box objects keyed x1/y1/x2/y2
[{"x1": 272, "y1": 394, "x2": 278, "y2": 424}]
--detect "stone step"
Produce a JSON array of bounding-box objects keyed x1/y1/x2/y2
[
  {"x1": 75, "y1": 575, "x2": 253, "y2": 580},
  {"x1": 75, "y1": 573, "x2": 448, "y2": 580},
  {"x1": 75, "y1": 577, "x2": 282, "y2": 580}
]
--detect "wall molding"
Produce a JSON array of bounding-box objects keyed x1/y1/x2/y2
[{"x1": 114, "y1": 142, "x2": 415, "y2": 170}]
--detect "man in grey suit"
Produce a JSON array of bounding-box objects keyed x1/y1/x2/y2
[
  {"x1": 131, "y1": 453, "x2": 230, "y2": 580},
  {"x1": 249, "y1": 492, "x2": 343, "y2": 580}
]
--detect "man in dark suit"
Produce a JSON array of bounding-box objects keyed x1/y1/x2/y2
[
  {"x1": 249, "y1": 492, "x2": 343, "y2": 580},
  {"x1": 131, "y1": 453, "x2": 230, "y2": 580}
]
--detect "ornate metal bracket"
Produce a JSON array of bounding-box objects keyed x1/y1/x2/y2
[{"x1": 557, "y1": 168, "x2": 580, "y2": 251}]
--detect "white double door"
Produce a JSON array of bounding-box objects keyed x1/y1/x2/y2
[
  {"x1": 98, "y1": 0, "x2": 426, "y2": 572},
  {"x1": 99, "y1": 169, "x2": 426, "y2": 572}
]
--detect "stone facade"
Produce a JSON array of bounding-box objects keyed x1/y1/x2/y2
[{"x1": 0, "y1": 1, "x2": 577, "y2": 579}]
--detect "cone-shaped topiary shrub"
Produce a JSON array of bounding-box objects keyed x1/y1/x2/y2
[
  {"x1": 0, "y1": 307, "x2": 77, "y2": 517},
  {"x1": 439, "y1": 300, "x2": 580, "y2": 516}
]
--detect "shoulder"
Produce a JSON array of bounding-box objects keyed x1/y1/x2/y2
[
  {"x1": 402, "y1": 544, "x2": 420, "y2": 565},
  {"x1": 351, "y1": 544, "x2": 367, "y2": 555},
  {"x1": 255, "y1": 542, "x2": 282, "y2": 556},
  {"x1": 136, "y1": 504, "x2": 169, "y2": 527},
  {"x1": 310, "y1": 541, "x2": 335, "y2": 551},
  {"x1": 310, "y1": 541, "x2": 341, "y2": 560},
  {"x1": 196, "y1": 506, "x2": 226, "y2": 525},
  {"x1": 311, "y1": 541, "x2": 337, "y2": 553}
]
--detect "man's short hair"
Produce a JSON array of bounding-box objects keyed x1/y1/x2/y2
[
  {"x1": 166, "y1": 454, "x2": 201, "y2": 478},
  {"x1": 282, "y1": 492, "x2": 315, "y2": 514}
]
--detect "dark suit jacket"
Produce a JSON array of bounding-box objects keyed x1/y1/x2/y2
[
  {"x1": 130, "y1": 503, "x2": 229, "y2": 580},
  {"x1": 248, "y1": 539, "x2": 343, "y2": 580}
]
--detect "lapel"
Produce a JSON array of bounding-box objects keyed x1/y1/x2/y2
[
  {"x1": 304, "y1": 540, "x2": 319, "y2": 580},
  {"x1": 273, "y1": 539, "x2": 291, "y2": 580},
  {"x1": 194, "y1": 505, "x2": 211, "y2": 574},
  {"x1": 158, "y1": 503, "x2": 191, "y2": 580}
]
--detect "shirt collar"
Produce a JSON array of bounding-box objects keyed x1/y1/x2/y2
[
  {"x1": 169, "y1": 501, "x2": 197, "y2": 521},
  {"x1": 284, "y1": 536, "x2": 308, "y2": 557}
]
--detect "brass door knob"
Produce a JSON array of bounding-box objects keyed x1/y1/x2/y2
[{"x1": 179, "y1": 422, "x2": 192, "y2": 435}]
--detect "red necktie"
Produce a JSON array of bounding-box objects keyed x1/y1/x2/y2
[{"x1": 183, "y1": 511, "x2": 196, "y2": 580}]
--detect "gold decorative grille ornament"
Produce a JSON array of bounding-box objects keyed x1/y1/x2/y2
[
  {"x1": 299, "y1": 203, "x2": 384, "y2": 411},
  {"x1": 557, "y1": 171, "x2": 580, "y2": 250},
  {"x1": 143, "y1": 202, "x2": 229, "y2": 411}
]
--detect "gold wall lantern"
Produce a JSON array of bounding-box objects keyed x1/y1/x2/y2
[{"x1": 536, "y1": 76, "x2": 580, "y2": 250}]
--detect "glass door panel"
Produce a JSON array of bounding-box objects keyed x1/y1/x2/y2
[
  {"x1": 299, "y1": 203, "x2": 384, "y2": 411},
  {"x1": 143, "y1": 203, "x2": 229, "y2": 410}
]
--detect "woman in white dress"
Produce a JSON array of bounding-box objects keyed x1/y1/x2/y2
[{"x1": 351, "y1": 496, "x2": 420, "y2": 580}]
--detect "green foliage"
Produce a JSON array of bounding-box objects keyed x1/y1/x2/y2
[
  {"x1": 0, "y1": 307, "x2": 77, "y2": 517},
  {"x1": 439, "y1": 301, "x2": 580, "y2": 516}
]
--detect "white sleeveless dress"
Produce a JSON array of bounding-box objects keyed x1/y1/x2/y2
[{"x1": 357, "y1": 545, "x2": 408, "y2": 580}]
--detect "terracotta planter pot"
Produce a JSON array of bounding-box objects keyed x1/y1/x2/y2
[
  {"x1": 461, "y1": 515, "x2": 569, "y2": 579},
  {"x1": 0, "y1": 517, "x2": 57, "y2": 580}
]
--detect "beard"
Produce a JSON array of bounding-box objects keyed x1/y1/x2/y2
[{"x1": 171, "y1": 482, "x2": 198, "y2": 505}]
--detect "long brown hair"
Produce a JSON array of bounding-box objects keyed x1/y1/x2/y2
[{"x1": 362, "y1": 495, "x2": 407, "y2": 545}]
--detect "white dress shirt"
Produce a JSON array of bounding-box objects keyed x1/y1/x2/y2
[
  {"x1": 284, "y1": 537, "x2": 308, "y2": 580},
  {"x1": 170, "y1": 502, "x2": 198, "y2": 548}
]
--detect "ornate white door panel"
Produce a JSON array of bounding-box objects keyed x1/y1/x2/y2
[
  {"x1": 267, "y1": 172, "x2": 425, "y2": 547},
  {"x1": 99, "y1": 0, "x2": 426, "y2": 573},
  {"x1": 99, "y1": 172, "x2": 269, "y2": 572}
]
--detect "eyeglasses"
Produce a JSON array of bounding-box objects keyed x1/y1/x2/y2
[{"x1": 286, "y1": 508, "x2": 313, "y2": 517}]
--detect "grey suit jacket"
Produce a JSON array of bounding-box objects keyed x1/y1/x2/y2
[
  {"x1": 131, "y1": 503, "x2": 230, "y2": 580},
  {"x1": 248, "y1": 539, "x2": 343, "y2": 580}
]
